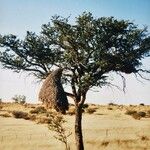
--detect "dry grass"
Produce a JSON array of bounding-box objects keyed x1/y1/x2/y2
[
  {"x1": 0, "y1": 103, "x2": 150, "y2": 150},
  {"x1": 86, "y1": 107, "x2": 97, "y2": 114},
  {"x1": 29, "y1": 106, "x2": 47, "y2": 114},
  {"x1": 0, "y1": 112, "x2": 11, "y2": 117},
  {"x1": 67, "y1": 107, "x2": 76, "y2": 115},
  {"x1": 125, "y1": 109, "x2": 147, "y2": 120}
]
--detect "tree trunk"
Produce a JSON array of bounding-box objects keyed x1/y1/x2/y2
[{"x1": 75, "y1": 104, "x2": 84, "y2": 150}]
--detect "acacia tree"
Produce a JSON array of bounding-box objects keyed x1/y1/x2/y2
[{"x1": 0, "y1": 12, "x2": 150, "y2": 150}]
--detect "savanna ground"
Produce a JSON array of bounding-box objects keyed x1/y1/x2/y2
[{"x1": 0, "y1": 102, "x2": 150, "y2": 150}]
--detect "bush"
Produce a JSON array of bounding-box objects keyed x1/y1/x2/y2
[
  {"x1": 108, "y1": 102, "x2": 117, "y2": 106},
  {"x1": 125, "y1": 110, "x2": 137, "y2": 115},
  {"x1": 139, "y1": 103, "x2": 145, "y2": 106},
  {"x1": 30, "y1": 106, "x2": 47, "y2": 114},
  {"x1": 12, "y1": 111, "x2": 29, "y2": 119},
  {"x1": 82, "y1": 103, "x2": 89, "y2": 109},
  {"x1": 86, "y1": 107, "x2": 96, "y2": 114},
  {"x1": 107, "y1": 107, "x2": 113, "y2": 110},
  {"x1": 125, "y1": 110, "x2": 146, "y2": 120},
  {"x1": 138, "y1": 111, "x2": 146, "y2": 117},
  {"x1": 140, "y1": 135, "x2": 149, "y2": 141}
]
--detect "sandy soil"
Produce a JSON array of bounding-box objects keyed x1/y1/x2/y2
[{"x1": 0, "y1": 104, "x2": 150, "y2": 150}]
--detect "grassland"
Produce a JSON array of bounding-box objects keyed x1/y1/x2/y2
[{"x1": 0, "y1": 102, "x2": 150, "y2": 150}]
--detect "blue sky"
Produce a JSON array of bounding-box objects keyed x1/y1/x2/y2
[{"x1": 0, "y1": 0, "x2": 150, "y2": 104}]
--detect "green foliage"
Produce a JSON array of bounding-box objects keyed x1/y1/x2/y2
[
  {"x1": 0, "y1": 13, "x2": 150, "y2": 100},
  {"x1": 0, "y1": 12, "x2": 149, "y2": 92}
]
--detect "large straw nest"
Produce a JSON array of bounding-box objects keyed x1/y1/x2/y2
[{"x1": 39, "y1": 68, "x2": 69, "y2": 114}]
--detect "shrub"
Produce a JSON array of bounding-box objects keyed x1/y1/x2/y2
[
  {"x1": 107, "y1": 107, "x2": 113, "y2": 110},
  {"x1": 125, "y1": 110, "x2": 146, "y2": 120},
  {"x1": 108, "y1": 102, "x2": 117, "y2": 106},
  {"x1": 101, "y1": 140, "x2": 109, "y2": 146},
  {"x1": 30, "y1": 106, "x2": 47, "y2": 114},
  {"x1": 140, "y1": 135, "x2": 149, "y2": 141},
  {"x1": 86, "y1": 107, "x2": 96, "y2": 114},
  {"x1": 139, "y1": 103, "x2": 145, "y2": 106},
  {"x1": 82, "y1": 103, "x2": 89, "y2": 109},
  {"x1": 0, "y1": 113, "x2": 11, "y2": 117},
  {"x1": 125, "y1": 110, "x2": 137, "y2": 115},
  {"x1": 138, "y1": 111, "x2": 146, "y2": 117},
  {"x1": 48, "y1": 113, "x2": 72, "y2": 150},
  {"x1": 12, "y1": 111, "x2": 29, "y2": 119}
]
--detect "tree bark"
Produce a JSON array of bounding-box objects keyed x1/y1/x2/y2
[{"x1": 75, "y1": 104, "x2": 84, "y2": 150}]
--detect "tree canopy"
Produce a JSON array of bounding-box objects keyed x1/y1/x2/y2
[{"x1": 0, "y1": 12, "x2": 150, "y2": 99}]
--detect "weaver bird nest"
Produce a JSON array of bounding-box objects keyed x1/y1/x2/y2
[{"x1": 39, "y1": 68, "x2": 69, "y2": 114}]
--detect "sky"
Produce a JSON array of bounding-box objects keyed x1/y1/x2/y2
[{"x1": 0, "y1": 0, "x2": 150, "y2": 104}]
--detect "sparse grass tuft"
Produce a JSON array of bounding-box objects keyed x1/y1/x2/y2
[
  {"x1": 37, "y1": 116, "x2": 52, "y2": 124},
  {"x1": 125, "y1": 110, "x2": 137, "y2": 115},
  {"x1": 107, "y1": 107, "x2": 113, "y2": 110},
  {"x1": 140, "y1": 135, "x2": 149, "y2": 141},
  {"x1": 146, "y1": 110, "x2": 150, "y2": 118},
  {"x1": 67, "y1": 107, "x2": 75, "y2": 115},
  {"x1": 86, "y1": 107, "x2": 97, "y2": 114},
  {"x1": 30, "y1": 106, "x2": 47, "y2": 114},
  {"x1": 132, "y1": 113, "x2": 141, "y2": 120},
  {"x1": 0, "y1": 113, "x2": 11, "y2": 117},
  {"x1": 125, "y1": 110, "x2": 147, "y2": 120},
  {"x1": 28, "y1": 114, "x2": 37, "y2": 121},
  {"x1": 101, "y1": 140, "x2": 109, "y2": 146}
]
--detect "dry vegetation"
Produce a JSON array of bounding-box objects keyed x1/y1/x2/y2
[{"x1": 0, "y1": 102, "x2": 150, "y2": 150}]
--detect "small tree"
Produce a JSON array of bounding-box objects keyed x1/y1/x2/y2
[
  {"x1": 0, "y1": 12, "x2": 150, "y2": 150},
  {"x1": 12, "y1": 95, "x2": 26, "y2": 104},
  {"x1": 47, "y1": 113, "x2": 72, "y2": 150}
]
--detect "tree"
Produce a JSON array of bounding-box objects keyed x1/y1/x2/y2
[{"x1": 0, "y1": 12, "x2": 150, "y2": 150}]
